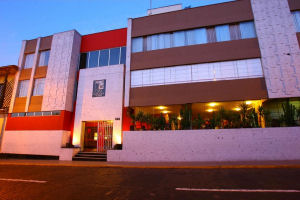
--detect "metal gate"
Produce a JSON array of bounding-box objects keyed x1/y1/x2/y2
[
  {"x1": 84, "y1": 121, "x2": 113, "y2": 152},
  {"x1": 97, "y1": 121, "x2": 113, "y2": 152}
]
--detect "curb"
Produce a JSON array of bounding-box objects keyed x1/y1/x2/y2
[{"x1": 1, "y1": 162, "x2": 300, "y2": 169}]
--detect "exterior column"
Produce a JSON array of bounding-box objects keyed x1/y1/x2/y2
[
  {"x1": 25, "y1": 38, "x2": 41, "y2": 112},
  {"x1": 9, "y1": 41, "x2": 26, "y2": 113},
  {"x1": 124, "y1": 18, "x2": 132, "y2": 107}
]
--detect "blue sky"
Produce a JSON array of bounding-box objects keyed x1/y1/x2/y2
[{"x1": 0, "y1": 0, "x2": 233, "y2": 66}]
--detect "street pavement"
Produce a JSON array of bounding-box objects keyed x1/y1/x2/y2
[{"x1": 0, "y1": 162, "x2": 300, "y2": 200}]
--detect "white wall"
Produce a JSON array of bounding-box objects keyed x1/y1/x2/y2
[
  {"x1": 108, "y1": 127, "x2": 300, "y2": 162},
  {"x1": 251, "y1": 0, "x2": 300, "y2": 98},
  {"x1": 73, "y1": 65, "x2": 124, "y2": 148},
  {"x1": 1, "y1": 130, "x2": 69, "y2": 156}
]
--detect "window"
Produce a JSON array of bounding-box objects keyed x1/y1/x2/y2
[
  {"x1": 216, "y1": 25, "x2": 230, "y2": 42},
  {"x1": 88, "y1": 51, "x2": 99, "y2": 68},
  {"x1": 229, "y1": 24, "x2": 241, "y2": 40},
  {"x1": 39, "y1": 50, "x2": 50, "y2": 66},
  {"x1": 292, "y1": 11, "x2": 300, "y2": 32},
  {"x1": 99, "y1": 49, "x2": 109, "y2": 66},
  {"x1": 32, "y1": 78, "x2": 45, "y2": 96},
  {"x1": 24, "y1": 53, "x2": 34, "y2": 69},
  {"x1": 173, "y1": 31, "x2": 186, "y2": 47},
  {"x1": 131, "y1": 58, "x2": 263, "y2": 87},
  {"x1": 120, "y1": 47, "x2": 126, "y2": 64},
  {"x1": 131, "y1": 21, "x2": 257, "y2": 52},
  {"x1": 194, "y1": 28, "x2": 207, "y2": 44},
  {"x1": 79, "y1": 53, "x2": 87, "y2": 69},
  {"x1": 147, "y1": 33, "x2": 171, "y2": 50},
  {"x1": 207, "y1": 28, "x2": 217, "y2": 43},
  {"x1": 132, "y1": 37, "x2": 143, "y2": 53},
  {"x1": 109, "y1": 48, "x2": 120, "y2": 65},
  {"x1": 240, "y1": 21, "x2": 257, "y2": 39},
  {"x1": 16, "y1": 80, "x2": 29, "y2": 97},
  {"x1": 80, "y1": 46, "x2": 125, "y2": 69}
]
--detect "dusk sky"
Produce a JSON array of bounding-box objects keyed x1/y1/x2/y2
[{"x1": 0, "y1": 0, "x2": 233, "y2": 66}]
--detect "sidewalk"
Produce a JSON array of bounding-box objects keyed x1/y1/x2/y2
[{"x1": 1, "y1": 159, "x2": 300, "y2": 168}]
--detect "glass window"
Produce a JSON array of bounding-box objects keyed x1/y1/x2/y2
[
  {"x1": 216, "y1": 25, "x2": 230, "y2": 42},
  {"x1": 39, "y1": 50, "x2": 50, "y2": 66},
  {"x1": 24, "y1": 53, "x2": 34, "y2": 69},
  {"x1": 79, "y1": 53, "x2": 88, "y2": 69},
  {"x1": 17, "y1": 80, "x2": 29, "y2": 97},
  {"x1": 186, "y1": 30, "x2": 196, "y2": 45},
  {"x1": 207, "y1": 27, "x2": 217, "y2": 43},
  {"x1": 194, "y1": 28, "x2": 207, "y2": 44},
  {"x1": 240, "y1": 21, "x2": 257, "y2": 39},
  {"x1": 11, "y1": 113, "x2": 18, "y2": 117},
  {"x1": 292, "y1": 11, "x2": 300, "y2": 32},
  {"x1": 88, "y1": 51, "x2": 99, "y2": 68},
  {"x1": 43, "y1": 111, "x2": 51, "y2": 116},
  {"x1": 32, "y1": 78, "x2": 45, "y2": 96},
  {"x1": 147, "y1": 35, "x2": 158, "y2": 50},
  {"x1": 109, "y1": 48, "x2": 120, "y2": 65},
  {"x1": 159, "y1": 33, "x2": 171, "y2": 49},
  {"x1": 52, "y1": 111, "x2": 61, "y2": 115},
  {"x1": 18, "y1": 112, "x2": 25, "y2": 117},
  {"x1": 99, "y1": 49, "x2": 109, "y2": 66},
  {"x1": 173, "y1": 31, "x2": 186, "y2": 47},
  {"x1": 26, "y1": 112, "x2": 34, "y2": 116},
  {"x1": 132, "y1": 37, "x2": 143, "y2": 53},
  {"x1": 229, "y1": 24, "x2": 241, "y2": 40},
  {"x1": 120, "y1": 47, "x2": 126, "y2": 64}
]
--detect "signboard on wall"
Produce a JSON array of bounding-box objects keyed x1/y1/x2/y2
[{"x1": 93, "y1": 79, "x2": 106, "y2": 97}]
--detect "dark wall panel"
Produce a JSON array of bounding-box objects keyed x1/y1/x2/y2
[
  {"x1": 132, "y1": 0, "x2": 253, "y2": 37},
  {"x1": 129, "y1": 78, "x2": 268, "y2": 107},
  {"x1": 131, "y1": 38, "x2": 261, "y2": 70},
  {"x1": 24, "y1": 39, "x2": 37, "y2": 54},
  {"x1": 288, "y1": 0, "x2": 300, "y2": 11},
  {"x1": 40, "y1": 36, "x2": 53, "y2": 51}
]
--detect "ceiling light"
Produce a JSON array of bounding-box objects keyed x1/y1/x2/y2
[
  {"x1": 157, "y1": 106, "x2": 167, "y2": 110},
  {"x1": 208, "y1": 102, "x2": 217, "y2": 107},
  {"x1": 246, "y1": 101, "x2": 252, "y2": 105},
  {"x1": 234, "y1": 107, "x2": 241, "y2": 111}
]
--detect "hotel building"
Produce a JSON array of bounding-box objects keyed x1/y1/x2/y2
[{"x1": 1, "y1": 0, "x2": 300, "y2": 161}]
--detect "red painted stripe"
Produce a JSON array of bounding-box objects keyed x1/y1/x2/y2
[
  {"x1": 80, "y1": 28, "x2": 127, "y2": 52},
  {"x1": 5, "y1": 111, "x2": 72, "y2": 131}
]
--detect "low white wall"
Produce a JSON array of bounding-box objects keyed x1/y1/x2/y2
[
  {"x1": 108, "y1": 127, "x2": 300, "y2": 162},
  {"x1": 1, "y1": 130, "x2": 70, "y2": 156}
]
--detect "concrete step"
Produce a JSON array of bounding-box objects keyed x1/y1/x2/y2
[
  {"x1": 72, "y1": 152, "x2": 107, "y2": 161},
  {"x1": 72, "y1": 156, "x2": 107, "y2": 161}
]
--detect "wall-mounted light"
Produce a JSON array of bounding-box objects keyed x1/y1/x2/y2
[{"x1": 207, "y1": 109, "x2": 214, "y2": 112}]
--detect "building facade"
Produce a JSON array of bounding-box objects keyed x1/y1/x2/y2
[{"x1": 1, "y1": 0, "x2": 300, "y2": 161}]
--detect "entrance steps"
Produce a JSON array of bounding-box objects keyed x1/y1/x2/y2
[{"x1": 72, "y1": 152, "x2": 107, "y2": 161}]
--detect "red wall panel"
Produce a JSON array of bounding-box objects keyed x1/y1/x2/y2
[
  {"x1": 122, "y1": 107, "x2": 132, "y2": 131},
  {"x1": 80, "y1": 28, "x2": 127, "y2": 52},
  {"x1": 5, "y1": 111, "x2": 73, "y2": 131}
]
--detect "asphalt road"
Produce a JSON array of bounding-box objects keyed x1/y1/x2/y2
[{"x1": 0, "y1": 165, "x2": 299, "y2": 200}]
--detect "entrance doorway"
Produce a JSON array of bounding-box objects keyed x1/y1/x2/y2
[{"x1": 84, "y1": 121, "x2": 113, "y2": 152}]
